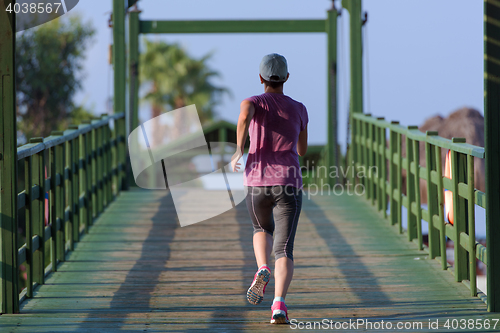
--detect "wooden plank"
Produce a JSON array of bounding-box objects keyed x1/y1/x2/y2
[{"x1": 0, "y1": 189, "x2": 493, "y2": 330}]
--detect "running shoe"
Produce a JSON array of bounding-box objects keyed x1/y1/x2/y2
[
  {"x1": 246, "y1": 265, "x2": 271, "y2": 305},
  {"x1": 270, "y1": 300, "x2": 290, "y2": 324}
]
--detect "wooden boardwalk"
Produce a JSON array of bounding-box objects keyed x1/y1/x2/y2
[{"x1": 1, "y1": 188, "x2": 499, "y2": 332}]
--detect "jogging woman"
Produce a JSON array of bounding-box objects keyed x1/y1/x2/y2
[{"x1": 231, "y1": 53, "x2": 308, "y2": 324}]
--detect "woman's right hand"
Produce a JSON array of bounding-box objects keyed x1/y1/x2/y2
[{"x1": 231, "y1": 149, "x2": 243, "y2": 172}]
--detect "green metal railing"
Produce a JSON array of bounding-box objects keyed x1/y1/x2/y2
[
  {"x1": 4, "y1": 113, "x2": 126, "y2": 313},
  {"x1": 350, "y1": 112, "x2": 488, "y2": 303}
]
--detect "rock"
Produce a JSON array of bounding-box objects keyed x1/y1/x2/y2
[{"x1": 400, "y1": 108, "x2": 484, "y2": 203}]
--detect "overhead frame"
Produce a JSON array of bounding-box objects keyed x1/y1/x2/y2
[{"x1": 125, "y1": 13, "x2": 341, "y2": 185}]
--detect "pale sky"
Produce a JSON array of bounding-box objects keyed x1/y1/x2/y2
[{"x1": 72, "y1": 0, "x2": 484, "y2": 147}]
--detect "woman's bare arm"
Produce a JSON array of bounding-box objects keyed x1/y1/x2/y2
[
  {"x1": 297, "y1": 125, "x2": 308, "y2": 156},
  {"x1": 231, "y1": 100, "x2": 255, "y2": 172}
]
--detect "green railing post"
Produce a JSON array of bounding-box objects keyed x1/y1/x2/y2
[
  {"x1": 380, "y1": 124, "x2": 387, "y2": 218},
  {"x1": 49, "y1": 140, "x2": 57, "y2": 270},
  {"x1": 355, "y1": 118, "x2": 362, "y2": 186},
  {"x1": 406, "y1": 129, "x2": 417, "y2": 242},
  {"x1": 389, "y1": 123, "x2": 399, "y2": 227},
  {"x1": 113, "y1": 0, "x2": 126, "y2": 117},
  {"x1": 96, "y1": 122, "x2": 103, "y2": 215},
  {"x1": 81, "y1": 121, "x2": 93, "y2": 231},
  {"x1": 353, "y1": 118, "x2": 360, "y2": 186},
  {"x1": 84, "y1": 122, "x2": 94, "y2": 226},
  {"x1": 29, "y1": 137, "x2": 45, "y2": 286},
  {"x1": 396, "y1": 131, "x2": 403, "y2": 234},
  {"x1": 90, "y1": 124, "x2": 97, "y2": 219},
  {"x1": 367, "y1": 119, "x2": 374, "y2": 204},
  {"x1": 343, "y1": 0, "x2": 363, "y2": 193},
  {"x1": 0, "y1": 0, "x2": 19, "y2": 314},
  {"x1": 434, "y1": 145, "x2": 447, "y2": 270},
  {"x1": 376, "y1": 117, "x2": 385, "y2": 215},
  {"x1": 105, "y1": 118, "x2": 113, "y2": 204},
  {"x1": 374, "y1": 120, "x2": 380, "y2": 209},
  {"x1": 74, "y1": 135, "x2": 80, "y2": 240},
  {"x1": 24, "y1": 156, "x2": 33, "y2": 298},
  {"x1": 129, "y1": 9, "x2": 140, "y2": 134},
  {"x1": 484, "y1": 0, "x2": 500, "y2": 312},
  {"x1": 467, "y1": 154, "x2": 477, "y2": 297},
  {"x1": 115, "y1": 120, "x2": 122, "y2": 190},
  {"x1": 64, "y1": 137, "x2": 74, "y2": 251},
  {"x1": 57, "y1": 143, "x2": 65, "y2": 259},
  {"x1": 111, "y1": 122, "x2": 118, "y2": 197},
  {"x1": 68, "y1": 126, "x2": 80, "y2": 243},
  {"x1": 128, "y1": 8, "x2": 140, "y2": 189},
  {"x1": 79, "y1": 128, "x2": 89, "y2": 234},
  {"x1": 50, "y1": 132, "x2": 65, "y2": 263},
  {"x1": 102, "y1": 121, "x2": 108, "y2": 208},
  {"x1": 101, "y1": 114, "x2": 111, "y2": 207},
  {"x1": 114, "y1": 0, "x2": 129, "y2": 191},
  {"x1": 450, "y1": 140, "x2": 468, "y2": 282},
  {"x1": 389, "y1": 127, "x2": 396, "y2": 224},
  {"x1": 327, "y1": 3, "x2": 338, "y2": 185},
  {"x1": 425, "y1": 132, "x2": 440, "y2": 259},
  {"x1": 118, "y1": 116, "x2": 127, "y2": 191},
  {"x1": 362, "y1": 120, "x2": 369, "y2": 197},
  {"x1": 342, "y1": 0, "x2": 363, "y2": 115},
  {"x1": 412, "y1": 138, "x2": 422, "y2": 250},
  {"x1": 101, "y1": 115, "x2": 109, "y2": 208}
]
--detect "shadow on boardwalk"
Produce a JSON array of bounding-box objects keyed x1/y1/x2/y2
[
  {"x1": 78, "y1": 190, "x2": 259, "y2": 330},
  {"x1": 303, "y1": 197, "x2": 393, "y2": 307},
  {"x1": 78, "y1": 189, "x2": 178, "y2": 330},
  {"x1": 205, "y1": 200, "x2": 258, "y2": 329}
]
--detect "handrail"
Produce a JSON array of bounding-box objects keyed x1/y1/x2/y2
[
  {"x1": 17, "y1": 113, "x2": 124, "y2": 160},
  {"x1": 12, "y1": 112, "x2": 127, "y2": 305},
  {"x1": 350, "y1": 112, "x2": 488, "y2": 304},
  {"x1": 354, "y1": 113, "x2": 485, "y2": 158}
]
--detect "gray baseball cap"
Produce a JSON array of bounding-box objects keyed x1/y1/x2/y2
[{"x1": 259, "y1": 53, "x2": 288, "y2": 82}]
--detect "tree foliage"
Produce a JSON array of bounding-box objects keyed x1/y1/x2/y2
[
  {"x1": 139, "y1": 39, "x2": 229, "y2": 125},
  {"x1": 16, "y1": 15, "x2": 96, "y2": 141}
]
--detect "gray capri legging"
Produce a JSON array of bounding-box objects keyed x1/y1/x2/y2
[{"x1": 245, "y1": 185, "x2": 303, "y2": 261}]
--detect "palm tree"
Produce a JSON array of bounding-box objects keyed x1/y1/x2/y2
[{"x1": 139, "y1": 39, "x2": 229, "y2": 144}]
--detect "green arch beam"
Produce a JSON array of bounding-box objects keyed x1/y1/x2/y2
[{"x1": 139, "y1": 19, "x2": 327, "y2": 34}]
